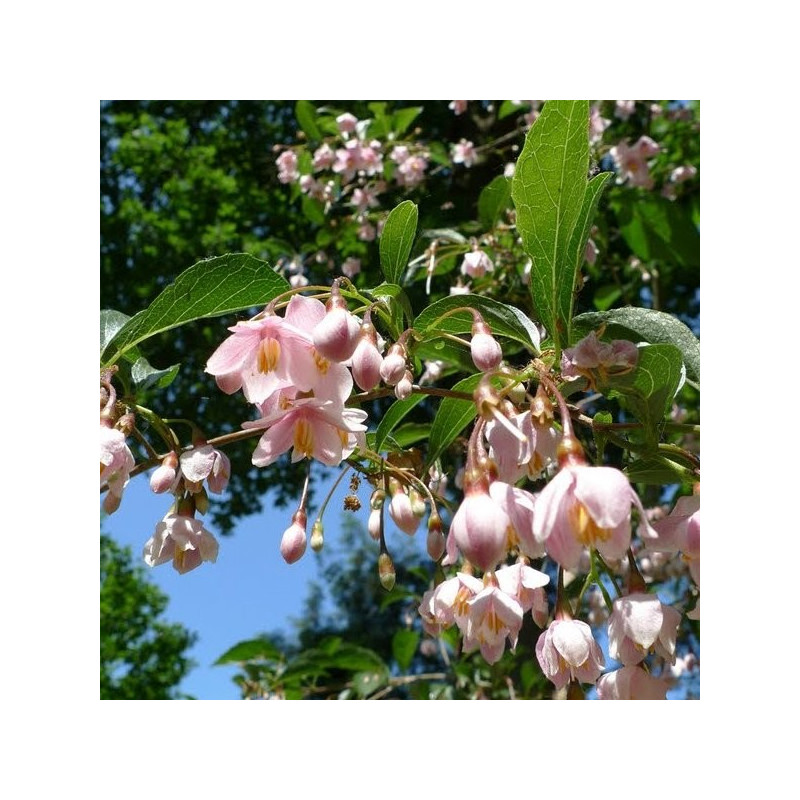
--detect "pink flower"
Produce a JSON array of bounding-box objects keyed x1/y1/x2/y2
[
  {"x1": 596, "y1": 665, "x2": 669, "y2": 700},
  {"x1": 311, "y1": 303, "x2": 361, "y2": 363},
  {"x1": 449, "y1": 100, "x2": 468, "y2": 115},
  {"x1": 244, "y1": 395, "x2": 367, "y2": 467},
  {"x1": 150, "y1": 452, "x2": 179, "y2": 494},
  {"x1": 350, "y1": 322, "x2": 383, "y2": 391},
  {"x1": 607, "y1": 593, "x2": 682, "y2": 666},
  {"x1": 143, "y1": 513, "x2": 219, "y2": 574},
  {"x1": 380, "y1": 343, "x2": 408, "y2": 386},
  {"x1": 418, "y1": 573, "x2": 480, "y2": 636},
  {"x1": 452, "y1": 139, "x2": 476, "y2": 167},
  {"x1": 609, "y1": 139, "x2": 657, "y2": 189},
  {"x1": 589, "y1": 105, "x2": 611, "y2": 144},
  {"x1": 461, "y1": 250, "x2": 494, "y2": 278},
  {"x1": 445, "y1": 481, "x2": 510, "y2": 572},
  {"x1": 585, "y1": 238, "x2": 599, "y2": 265},
  {"x1": 536, "y1": 619, "x2": 605, "y2": 689},
  {"x1": 100, "y1": 425, "x2": 135, "y2": 513},
  {"x1": 489, "y1": 481, "x2": 544, "y2": 559},
  {"x1": 533, "y1": 464, "x2": 654, "y2": 572},
  {"x1": 670, "y1": 165, "x2": 697, "y2": 183},
  {"x1": 495, "y1": 562, "x2": 550, "y2": 627},
  {"x1": 312, "y1": 143, "x2": 336, "y2": 170},
  {"x1": 644, "y1": 494, "x2": 700, "y2": 586},
  {"x1": 389, "y1": 486, "x2": 422, "y2": 536},
  {"x1": 395, "y1": 154, "x2": 428, "y2": 187},
  {"x1": 614, "y1": 100, "x2": 636, "y2": 121},
  {"x1": 280, "y1": 511, "x2": 308, "y2": 564},
  {"x1": 561, "y1": 330, "x2": 638, "y2": 383},
  {"x1": 336, "y1": 112, "x2": 358, "y2": 134},
  {"x1": 485, "y1": 410, "x2": 534, "y2": 484},
  {"x1": 179, "y1": 444, "x2": 231, "y2": 494},
  {"x1": 276, "y1": 150, "x2": 299, "y2": 184},
  {"x1": 350, "y1": 187, "x2": 379, "y2": 214},
  {"x1": 463, "y1": 584, "x2": 524, "y2": 664}
]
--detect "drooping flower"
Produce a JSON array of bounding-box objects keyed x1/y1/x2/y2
[
  {"x1": 561, "y1": 330, "x2": 638, "y2": 384},
  {"x1": 179, "y1": 444, "x2": 231, "y2": 495},
  {"x1": 533, "y1": 464, "x2": 654, "y2": 572},
  {"x1": 449, "y1": 100, "x2": 468, "y2": 115},
  {"x1": 644, "y1": 493, "x2": 700, "y2": 587},
  {"x1": 596, "y1": 665, "x2": 670, "y2": 700},
  {"x1": 150, "y1": 451, "x2": 180, "y2": 494},
  {"x1": 461, "y1": 250, "x2": 494, "y2": 279},
  {"x1": 276, "y1": 150, "x2": 299, "y2": 184},
  {"x1": 143, "y1": 512, "x2": 219, "y2": 574},
  {"x1": 244, "y1": 394, "x2": 367, "y2": 467},
  {"x1": 536, "y1": 618, "x2": 605, "y2": 689},
  {"x1": 495, "y1": 561, "x2": 550, "y2": 628},
  {"x1": 100, "y1": 425, "x2": 135, "y2": 513},
  {"x1": 463, "y1": 582, "x2": 524, "y2": 664},
  {"x1": 607, "y1": 592, "x2": 682, "y2": 666},
  {"x1": 452, "y1": 139, "x2": 477, "y2": 167}
]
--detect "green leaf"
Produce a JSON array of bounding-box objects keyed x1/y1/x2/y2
[
  {"x1": 362, "y1": 282, "x2": 414, "y2": 337},
  {"x1": 392, "y1": 106, "x2": 423, "y2": 137},
  {"x1": 102, "y1": 253, "x2": 290, "y2": 366},
  {"x1": 375, "y1": 394, "x2": 427, "y2": 452},
  {"x1": 392, "y1": 629, "x2": 420, "y2": 672},
  {"x1": 414, "y1": 294, "x2": 540, "y2": 352},
  {"x1": 567, "y1": 170, "x2": 613, "y2": 291},
  {"x1": 100, "y1": 309, "x2": 134, "y2": 358},
  {"x1": 379, "y1": 201, "x2": 418, "y2": 285},
  {"x1": 598, "y1": 344, "x2": 684, "y2": 445},
  {"x1": 612, "y1": 194, "x2": 699, "y2": 268},
  {"x1": 214, "y1": 637, "x2": 282, "y2": 665},
  {"x1": 573, "y1": 307, "x2": 699, "y2": 384},
  {"x1": 301, "y1": 194, "x2": 326, "y2": 225},
  {"x1": 392, "y1": 422, "x2": 431, "y2": 448},
  {"x1": 478, "y1": 175, "x2": 512, "y2": 229},
  {"x1": 592, "y1": 410, "x2": 614, "y2": 461},
  {"x1": 625, "y1": 455, "x2": 696, "y2": 485},
  {"x1": 426, "y1": 373, "x2": 485, "y2": 467},
  {"x1": 511, "y1": 100, "x2": 591, "y2": 354},
  {"x1": 352, "y1": 668, "x2": 390, "y2": 698},
  {"x1": 498, "y1": 100, "x2": 525, "y2": 120},
  {"x1": 130, "y1": 357, "x2": 180, "y2": 391},
  {"x1": 592, "y1": 285, "x2": 623, "y2": 311},
  {"x1": 295, "y1": 100, "x2": 322, "y2": 141}
]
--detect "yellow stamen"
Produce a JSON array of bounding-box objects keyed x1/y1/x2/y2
[
  {"x1": 293, "y1": 418, "x2": 314, "y2": 459},
  {"x1": 312, "y1": 347, "x2": 330, "y2": 375},
  {"x1": 569, "y1": 501, "x2": 611, "y2": 546},
  {"x1": 257, "y1": 337, "x2": 281, "y2": 373}
]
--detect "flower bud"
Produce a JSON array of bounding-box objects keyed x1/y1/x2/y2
[
  {"x1": 394, "y1": 369, "x2": 414, "y2": 400},
  {"x1": 312, "y1": 300, "x2": 361, "y2": 362},
  {"x1": 368, "y1": 508, "x2": 382, "y2": 540},
  {"x1": 450, "y1": 478, "x2": 510, "y2": 572},
  {"x1": 380, "y1": 343, "x2": 407, "y2": 385},
  {"x1": 280, "y1": 510, "x2": 307, "y2": 564},
  {"x1": 426, "y1": 513, "x2": 445, "y2": 561},
  {"x1": 378, "y1": 552, "x2": 396, "y2": 591},
  {"x1": 369, "y1": 489, "x2": 386, "y2": 511},
  {"x1": 409, "y1": 488, "x2": 427, "y2": 518},
  {"x1": 150, "y1": 452, "x2": 179, "y2": 494},
  {"x1": 389, "y1": 487, "x2": 421, "y2": 536},
  {"x1": 310, "y1": 519, "x2": 324, "y2": 552},
  {"x1": 470, "y1": 319, "x2": 503, "y2": 372},
  {"x1": 351, "y1": 322, "x2": 383, "y2": 391}
]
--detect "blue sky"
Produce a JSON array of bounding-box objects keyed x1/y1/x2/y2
[{"x1": 104, "y1": 467, "x2": 365, "y2": 699}]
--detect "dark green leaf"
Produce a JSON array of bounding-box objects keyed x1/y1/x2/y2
[
  {"x1": 101, "y1": 254, "x2": 290, "y2": 366},
  {"x1": 592, "y1": 410, "x2": 614, "y2": 461},
  {"x1": 214, "y1": 637, "x2": 282, "y2": 665},
  {"x1": 295, "y1": 100, "x2": 322, "y2": 141},
  {"x1": 301, "y1": 194, "x2": 326, "y2": 225},
  {"x1": 100, "y1": 309, "x2": 133, "y2": 357},
  {"x1": 392, "y1": 629, "x2": 420, "y2": 672},
  {"x1": 130, "y1": 357, "x2": 180, "y2": 391},
  {"x1": 625, "y1": 455, "x2": 696, "y2": 485},
  {"x1": 363, "y1": 282, "x2": 414, "y2": 337},
  {"x1": 573, "y1": 307, "x2": 699, "y2": 384},
  {"x1": 598, "y1": 344, "x2": 684, "y2": 445},
  {"x1": 478, "y1": 175, "x2": 512, "y2": 229},
  {"x1": 379, "y1": 201, "x2": 418, "y2": 285},
  {"x1": 567, "y1": 170, "x2": 612, "y2": 292},
  {"x1": 612, "y1": 194, "x2": 699, "y2": 268},
  {"x1": 511, "y1": 101, "x2": 590, "y2": 354},
  {"x1": 374, "y1": 394, "x2": 427, "y2": 452},
  {"x1": 498, "y1": 100, "x2": 525, "y2": 120},
  {"x1": 414, "y1": 294, "x2": 540, "y2": 352},
  {"x1": 392, "y1": 422, "x2": 431, "y2": 448},
  {"x1": 592, "y1": 285, "x2": 623, "y2": 311}
]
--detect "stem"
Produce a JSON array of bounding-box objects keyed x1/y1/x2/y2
[{"x1": 536, "y1": 371, "x2": 575, "y2": 440}]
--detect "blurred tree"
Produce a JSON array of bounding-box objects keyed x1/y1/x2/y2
[{"x1": 100, "y1": 534, "x2": 196, "y2": 699}]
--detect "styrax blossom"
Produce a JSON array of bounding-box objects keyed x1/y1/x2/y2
[
  {"x1": 533, "y1": 464, "x2": 654, "y2": 572},
  {"x1": 495, "y1": 562, "x2": 550, "y2": 628},
  {"x1": 607, "y1": 593, "x2": 681, "y2": 666},
  {"x1": 488, "y1": 481, "x2": 544, "y2": 559},
  {"x1": 561, "y1": 330, "x2": 638, "y2": 384},
  {"x1": 418, "y1": 573, "x2": 479, "y2": 636},
  {"x1": 150, "y1": 451, "x2": 180, "y2": 494},
  {"x1": 461, "y1": 249, "x2": 494, "y2": 279},
  {"x1": 100, "y1": 425, "x2": 135, "y2": 514},
  {"x1": 596, "y1": 665, "x2": 670, "y2": 700},
  {"x1": 206, "y1": 295, "x2": 350, "y2": 405},
  {"x1": 463, "y1": 583, "x2": 524, "y2": 664},
  {"x1": 645, "y1": 493, "x2": 700, "y2": 586},
  {"x1": 280, "y1": 510, "x2": 308, "y2": 564},
  {"x1": 143, "y1": 512, "x2": 219, "y2": 575},
  {"x1": 536, "y1": 619, "x2": 605, "y2": 689},
  {"x1": 180, "y1": 444, "x2": 231, "y2": 494},
  {"x1": 244, "y1": 394, "x2": 367, "y2": 467}
]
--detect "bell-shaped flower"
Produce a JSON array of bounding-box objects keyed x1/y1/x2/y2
[
  {"x1": 561, "y1": 330, "x2": 638, "y2": 384},
  {"x1": 445, "y1": 478, "x2": 511, "y2": 572},
  {"x1": 100, "y1": 425, "x2": 135, "y2": 513},
  {"x1": 607, "y1": 593, "x2": 682, "y2": 666},
  {"x1": 461, "y1": 249, "x2": 494, "y2": 278},
  {"x1": 463, "y1": 583, "x2": 524, "y2": 664},
  {"x1": 488, "y1": 481, "x2": 544, "y2": 559},
  {"x1": 596, "y1": 665, "x2": 669, "y2": 700},
  {"x1": 244, "y1": 393, "x2": 367, "y2": 467},
  {"x1": 179, "y1": 444, "x2": 231, "y2": 494},
  {"x1": 496, "y1": 561, "x2": 550, "y2": 627},
  {"x1": 535, "y1": 618, "x2": 605, "y2": 690},
  {"x1": 418, "y1": 573, "x2": 481, "y2": 636},
  {"x1": 645, "y1": 494, "x2": 700, "y2": 586},
  {"x1": 143, "y1": 512, "x2": 219, "y2": 575},
  {"x1": 533, "y1": 464, "x2": 654, "y2": 573}
]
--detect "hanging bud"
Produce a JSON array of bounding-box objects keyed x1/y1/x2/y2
[
  {"x1": 150, "y1": 451, "x2": 179, "y2": 494},
  {"x1": 351, "y1": 320, "x2": 383, "y2": 391},
  {"x1": 426, "y1": 512, "x2": 446, "y2": 561},
  {"x1": 310, "y1": 518, "x2": 324, "y2": 552},
  {"x1": 280, "y1": 510, "x2": 308, "y2": 564},
  {"x1": 378, "y1": 552, "x2": 396, "y2": 591},
  {"x1": 380, "y1": 342, "x2": 408, "y2": 386},
  {"x1": 409, "y1": 487, "x2": 427, "y2": 518},
  {"x1": 470, "y1": 318, "x2": 503, "y2": 372},
  {"x1": 311, "y1": 285, "x2": 361, "y2": 362},
  {"x1": 389, "y1": 485, "x2": 421, "y2": 535},
  {"x1": 368, "y1": 507, "x2": 382, "y2": 541},
  {"x1": 394, "y1": 369, "x2": 414, "y2": 400},
  {"x1": 370, "y1": 488, "x2": 386, "y2": 511}
]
